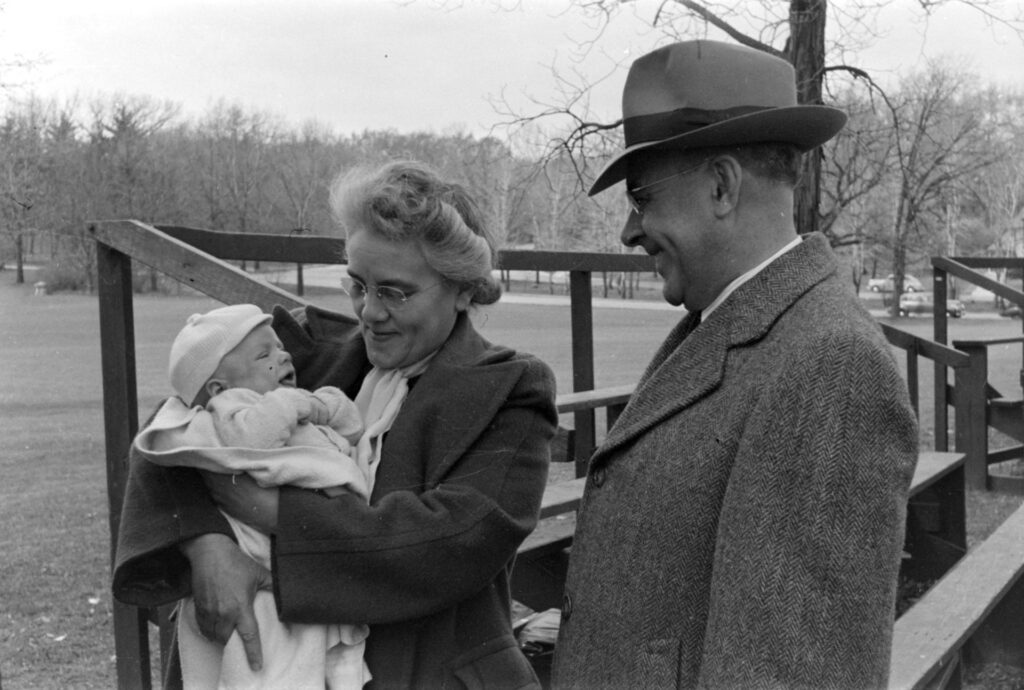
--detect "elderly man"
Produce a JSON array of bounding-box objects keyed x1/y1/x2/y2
[{"x1": 552, "y1": 40, "x2": 918, "y2": 688}]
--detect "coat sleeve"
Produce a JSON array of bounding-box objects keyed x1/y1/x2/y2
[
  {"x1": 697, "y1": 331, "x2": 918, "y2": 689},
  {"x1": 112, "y1": 435, "x2": 235, "y2": 606},
  {"x1": 272, "y1": 356, "x2": 558, "y2": 625}
]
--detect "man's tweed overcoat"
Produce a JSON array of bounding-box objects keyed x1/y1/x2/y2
[{"x1": 552, "y1": 233, "x2": 919, "y2": 689}]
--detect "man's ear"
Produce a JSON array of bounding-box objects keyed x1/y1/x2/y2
[{"x1": 709, "y1": 155, "x2": 742, "y2": 216}]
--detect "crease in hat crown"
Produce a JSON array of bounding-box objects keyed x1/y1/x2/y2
[
  {"x1": 589, "y1": 39, "x2": 848, "y2": 196},
  {"x1": 169, "y1": 304, "x2": 273, "y2": 406}
]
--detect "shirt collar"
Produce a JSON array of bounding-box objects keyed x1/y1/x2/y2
[{"x1": 701, "y1": 236, "x2": 802, "y2": 320}]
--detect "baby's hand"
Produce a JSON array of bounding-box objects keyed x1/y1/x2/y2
[{"x1": 302, "y1": 395, "x2": 334, "y2": 426}]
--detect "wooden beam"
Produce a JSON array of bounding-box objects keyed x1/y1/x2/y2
[
  {"x1": 157, "y1": 225, "x2": 346, "y2": 264},
  {"x1": 556, "y1": 384, "x2": 634, "y2": 414},
  {"x1": 569, "y1": 270, "x2": 595, "y2": 477},
  {"x1": 499, "y1": 250, "x2": 655, "y2": 272},
  {"x1": 89, "y1": 221, "x2": 308, "y2": 313},
  {"x1": 155, "y1": 225, "x2": 659, "y2": 273}
]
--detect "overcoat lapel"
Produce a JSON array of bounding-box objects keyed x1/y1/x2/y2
[
  {"x1": 372, "y1": 313, "x2": 526, "y2": 498},
  {"x1": 597, "y1": 310, "x2": 729, "y2": 461},
  {"x1": 594, "y1": 233, "x2": 838, "y2": 464}
]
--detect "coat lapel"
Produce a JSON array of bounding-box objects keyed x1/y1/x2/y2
[
  {"x1": 371, "y1": 313, "x2": 526, "y2": 498},
  {"x1": 594, "y1": 234, "x2": 838, "y2": 464}
]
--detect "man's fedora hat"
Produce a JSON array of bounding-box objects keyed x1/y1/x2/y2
[{"x1": 589, "y1": 40, "x2": 847, "y2": 196}]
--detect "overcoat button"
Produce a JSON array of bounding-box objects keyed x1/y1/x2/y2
[
  {"x1": 592, "y1": 467, "x2": 606, "y2": 487},
  {"x1": 562, "y1": 592, "x2": 573, "y2": 619}
]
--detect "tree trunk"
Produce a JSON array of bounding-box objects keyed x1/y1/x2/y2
[
  {"x1": 787, "y1": 0, "x2": 827, "y2": 238},
  {"x1": 892, "y1": 241, "x2": 908, "y2": 318},
  {"x1": 15, "y1": 233, "x2": 25, "y2": 285}
]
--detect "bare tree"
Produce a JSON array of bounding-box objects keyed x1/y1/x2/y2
[
  {"x1": 270, "y1": 121, "x2": 341, "y2": 235},
  {"x1": 190, "y1": 103, "x2": 280, "y2": 269},
  {"x1": 485, "y1": 0, "x2": 1023, "y2": 243},
  {"x1": 883, "y1": 61, "x2": 1003, "y2": 315},
  {"x1": 955, "y1": 88, "x2": 1024, "y2": 260},
  {"x1": 0, "y1": 104, "x2": 43, "y2": 283},
  {"x1": 818, "y1": 84, "x2": 895, "y2": 246}
]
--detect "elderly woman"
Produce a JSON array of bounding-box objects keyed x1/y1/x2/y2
[{"x1": 113, "y1": 160, "x2": 558, "y2": 689}]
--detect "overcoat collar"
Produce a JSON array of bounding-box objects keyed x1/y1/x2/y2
[
  {"x1": 372, "y1": 311, "x2": 527, "y2": 498},
  {"x1": 594, "y1": 233, "x2": 837, "y2": 464}
]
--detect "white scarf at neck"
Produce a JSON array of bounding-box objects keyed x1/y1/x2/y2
[{"x1": 353, "y1": 355, "x2": 434, "y2": 495}]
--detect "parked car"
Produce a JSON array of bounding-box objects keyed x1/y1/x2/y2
[
  {"x1": 946, "y1": 297, "x2": 967, "y2": 318},
  {"x1": 898, "y1": 292, "x2": 966, "y2": 318},
  {"x1": 869, "y1": 274, "x2": 924, "y2": 292}
]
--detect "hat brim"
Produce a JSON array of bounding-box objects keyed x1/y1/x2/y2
[{"x1": 588, "y1": 105, "x2": 847, "y2": 196}]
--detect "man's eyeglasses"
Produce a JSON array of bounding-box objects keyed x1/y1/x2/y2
[
  {"x1": 626, "y1": 158, "x2": 709, "y2": 216},
  {"x1": 341, "y1": 277, "x2": 441, "y2": 310}
]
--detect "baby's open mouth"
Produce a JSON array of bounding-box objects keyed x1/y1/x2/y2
[{"x1": 279, "y1": 370, "x2": 297, "y2": 386}]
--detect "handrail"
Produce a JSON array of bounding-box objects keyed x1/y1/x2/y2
[
  {"x1": 930, "y1": 256, "x2": 1024, "y2": 490},
  {"x1": 880, "y1": 321, "x2": 989, "y2": 489},
  {"x1": 933, "y1": 257, "x2": 1024, "y2": 308},
  {"x1": 90, "y1": 221, "x2": 308, "y2": 312},
  {"x1": 880, "y1": 323, "x2": 971, "y2": 368}
]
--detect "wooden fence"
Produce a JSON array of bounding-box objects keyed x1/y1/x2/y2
[{"x1": 91, "y1": 220, "x2": 1024, "y2": 688}]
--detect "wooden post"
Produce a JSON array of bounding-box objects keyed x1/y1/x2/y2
[
  {"x1": 933, "y1": 268, "x2": 950, "y2": 451},
  {"x1": 96, "y1": 238, "x2": 152, "y2": 690},
  {"x1": 905, "y1": 346, "x2": 919, "y2": 417},
  {"x1": 953, "y1": 343, "x2": 990, "y2": 490},
  {"x1": 569, "y1": 270, "x2": 595, "y2": 477}
]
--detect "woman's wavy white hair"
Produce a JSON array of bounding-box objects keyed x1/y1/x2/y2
[{"x1": 330, "y1": 159, "x2": 502, "y2": 306}]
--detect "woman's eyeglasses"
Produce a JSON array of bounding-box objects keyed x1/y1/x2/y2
[
  {"x1": 626, "y1": 158, "x2": 709, "y2": 216},
  {"x1": 341, "y1": 277, "x2": 441, "y2": 310}
]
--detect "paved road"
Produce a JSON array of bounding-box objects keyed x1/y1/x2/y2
[{"x1": 265, "y1": 264, "x2": 1004, "y2": 319}]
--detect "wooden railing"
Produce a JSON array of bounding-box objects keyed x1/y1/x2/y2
[
  {"x1": 879, "y1": 323, "x2": 989, "y2": 489},
  {"x1": 91, "y1": 220, "x2": 1022, "y2": 689},
  {"x1": 932, "y1": 257, "x2": 1024, "y2": 491}
]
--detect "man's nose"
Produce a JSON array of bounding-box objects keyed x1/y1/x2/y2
[{"x1": 620, "y1": 210, "x2": 643, "y2": 248}]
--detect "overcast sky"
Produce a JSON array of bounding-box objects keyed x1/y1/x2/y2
[{"x1": 2, "y1": 0, "x2": 1023, "y2": 138}]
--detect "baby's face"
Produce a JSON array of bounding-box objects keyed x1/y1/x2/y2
[{"x1": 214, "y1": 324, "x2": 297, "y2": 395}]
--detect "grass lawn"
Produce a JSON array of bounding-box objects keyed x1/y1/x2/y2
[{"x1": 2, "y1": 270, "x2": 1022, "y2": 688}]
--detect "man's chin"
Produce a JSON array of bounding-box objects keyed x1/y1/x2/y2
[{"x1": 661, "y1": 283, "x2": 685, "y2": 308}]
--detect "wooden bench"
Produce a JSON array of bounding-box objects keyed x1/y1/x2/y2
[
  {"x1": 512, "y1": 450, "x2": 967, "y2": 614},
  {"x1": 890, "y1": 499, "x2": 1024, "y2": 688}
]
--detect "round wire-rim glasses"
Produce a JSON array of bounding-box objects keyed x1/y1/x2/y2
[
  {"x1": 341, "y1": 276, "x2": 442, "y2": 310},
  {"x1": 626, "y1": 158, "x2": 710, "y2": 216}
]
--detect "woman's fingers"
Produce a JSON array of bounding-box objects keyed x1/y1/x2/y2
[
  {"x1": 234, "y1": 607, "x2": 264, "y2": 672},
  {"x1": 181, "y1": 533, "x2": 271, "y2": 671}
]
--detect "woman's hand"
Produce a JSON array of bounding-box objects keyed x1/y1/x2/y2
[
  {"x1": 180, "y1": 533, "x2": 273, "y2": 671},
  {"x1": 203, "y1": 471, "x2": 280, "y2": 532}
]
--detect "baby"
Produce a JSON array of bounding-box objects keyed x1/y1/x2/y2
[{"x1": 133, "y1": 304, "x2": 370, "y2": 689}]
